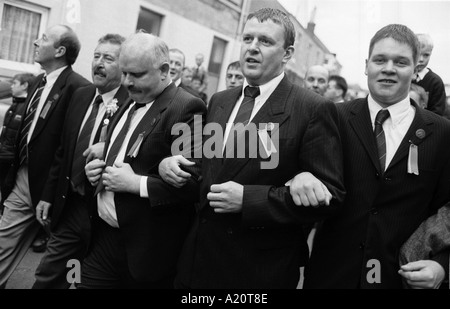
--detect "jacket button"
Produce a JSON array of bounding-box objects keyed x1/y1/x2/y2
[
  {"x1": 359, "y1": 242, "x2": 365, "y2": 249},
  {"x1": 66, "y1": 176, "x2": 70, "y2": 180},
  {"x1": 226, "y1": 227, "x2": 233, "y2": 235},
  {"x1": 385, "y1": 177, "x2": 392, "y2": 181},
  {"x1": 62, "y1": 195, "x2": 66, "y2": 199},
  {"x1": 375, "y1": 173, "x2": 380, "y2": 179},
  {"x1": 371, "y1": 208, "x2": 378, "y2": 215}
]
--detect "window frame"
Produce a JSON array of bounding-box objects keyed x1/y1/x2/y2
[
  {"x1": 218, "y1": 0, "x2": 243, "y2": 13},
  {"x1": 0, "y1": 0, "x2": 49, "y2": 74}
]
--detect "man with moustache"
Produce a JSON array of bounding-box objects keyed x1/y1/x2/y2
[
  {"x1": 32, "y1": 34, "x2": 128, "y2": 289},
  {"x1": 0, "y1": 25, "x2": 90, "y2": 289},
  {"x1": 82, "y1": 32, "x2": 206, "y2": 288}
]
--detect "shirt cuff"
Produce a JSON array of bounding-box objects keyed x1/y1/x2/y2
[{"x1": 140, "y1": 176, "x2": 149, "y2": 198}]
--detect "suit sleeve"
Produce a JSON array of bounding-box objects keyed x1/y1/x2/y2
[
  {"x1": 242, "y1": 99, "x2": 345, "y2": 228},
  {"x1": 426, "y1": 77, "x2": 447, "y2": 116},
  {"x1": 145, "y1": 96, "x2": 207, "y2": 207}
]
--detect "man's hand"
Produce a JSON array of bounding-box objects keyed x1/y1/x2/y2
[
  {"x1": 158, "y1": 155, "x2": 195, "y2": 188},
  {"x1": 207, "y1": 181, "x2": 243, "y2": 214},
  {"x1": 399, "y1": 260, "x2": 445, "y2": 289},
  {"x1": 35, "y1": 201, "x2": 52, "y2": 226},
  {"x1": 85, "y1": 159, "x2": 106, "y2": 186},
  {"x1": 285, "y1": 172, "x2": 332, "y2": 207},
  {"x1": 84, "y1": 142, "x2": 105, "y2": 163},
  {"x1": 102, "y1": 162, "x2": 140, "y2": 194}
]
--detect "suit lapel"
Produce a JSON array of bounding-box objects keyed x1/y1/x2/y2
[
  {"x1": 214, "y1": 76, "x2": 292, "y2": 183},
  {"x1": 387, "y1": 101, "x2": 432, "y2": 171},
  {"x1": 71, "y1": 86, "x2": 97, "y2": 142},
  {"x1": 348, "y1": 99, "x2": 381, "y2": 172},
  {"x1": 30, "y1": 67, "x2": 73, "y2": 143},
  {"x1": 123, "y1": 83, "x2": 175, "y2": 162}
]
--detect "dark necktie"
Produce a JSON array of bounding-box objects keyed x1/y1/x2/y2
[
  {"x1": 70, "y1": 95, "x2": 103, "y2": 195},
  {"x1": 374, "y1": 109, "x2": 390, "y2": 173},
  {"x1": 94, "y1": 102, "x2": 146, "y2": 195},
  {"x1": 18, "y1": 76, "x2": 47, "y2": 166},
  {"x1": 223, "y1": 86, "x2": 260, "y2": 158}
]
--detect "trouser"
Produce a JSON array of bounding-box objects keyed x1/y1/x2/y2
[
  {"x1": 0, "y1": 189, "x2": 40, "y2": 288},
  {"x1": 33, "y1": 192, "x2": 92, "y2": 289}
]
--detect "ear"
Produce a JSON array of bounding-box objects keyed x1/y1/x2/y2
[
  {"x1": 159, "y1": 62, "x2": 170, "y2": 79},
  {"x1": 364, "y1": 59, "x2": 368, "y2": 76},
  {"x1": 55, "y1": 46, "x2": 66, "y2": 59},
  {"x1": 282, "y1": 46, "x2": 295, "y2": 64},
  {"x1": 21, "y1": 82, "x2": 29, "y2": 91}
]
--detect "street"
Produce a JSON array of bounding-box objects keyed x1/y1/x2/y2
[{"x1": 5, "y1": 248, "x2": 43, "y2": 289}]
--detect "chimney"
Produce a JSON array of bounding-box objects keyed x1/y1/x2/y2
[{"x1": 307, "y1": 6, "x2": 317, "y2": 34}]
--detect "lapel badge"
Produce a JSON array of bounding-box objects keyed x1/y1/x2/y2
[
  {"x1": 415, "y1": 129, "x2": 426, "y2": 139},
  {"x1": 151, "y1": 118, "x2": 156, "y2": 126},
  {"x1": 266, "y1": 122, "x2": 275, "y2": 131}
]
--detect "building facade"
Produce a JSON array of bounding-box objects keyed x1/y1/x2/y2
[{"x1": 0, "y1": 0, "x2": 247, "y2": 97}]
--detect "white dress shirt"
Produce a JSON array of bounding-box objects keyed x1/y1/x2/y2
[
  {"x1": 27, "y1": 66, "x2": 67, "y2": 142},
  {"x1": 368, "y1": 95, "x2": 416, "y2": 170},
  {"x1": 97, "y1": 101, "x2": 153, "y2": 228},
  {"x1": 222, "y1": 72, "x2": 285, "y2": 152}
]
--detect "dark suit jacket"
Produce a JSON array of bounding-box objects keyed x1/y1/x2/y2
[
  {"x1": 1, "y1": 67, "x2": 90, "y2": 207},
  {"x1": 101, "y1": 83, "x2": 206, "y2": 283},
  {"x1": 40, "y1": 84, "x2": 128, "y2": 228},
  {"x1": 304, "y1": 98, "x2": 450, "y2": 289},
  {"x1": 176, "y1": 76, "x2": 345, "y2": 289}
]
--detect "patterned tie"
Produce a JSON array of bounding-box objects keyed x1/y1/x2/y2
[
  {"x1": 18, "y1": 76, "x2": 47, "y2": 166},
  {"x1": 224, "y1": 86, "x2": 260, "y2": 158},
  {"x1": 70, "y1": 95, "x2": 103, "y2": 195},
  {"x1": 94, "y1": 102, "x2": 146, "y2": 195},
  {"x1": 374, "y1": 109, "x2": 390, "y2": 173}
]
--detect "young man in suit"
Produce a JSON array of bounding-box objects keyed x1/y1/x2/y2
[
  {"x1": 292, "y1": 24, "x2": 450, "y2": 289},
  {"x1": 32, "y1": 34, "x2": 128, "y2": 289},
  {"x1": 82, "y1": 32, "x2": 206, "y2": 288},
  {"x1": 159, "y1": 8, "x2": 344, "y2": 289},
  {"x1": 0, "y1": 25, "x2": 90, "y2": 288}
]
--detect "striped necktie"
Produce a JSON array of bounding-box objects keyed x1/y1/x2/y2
[
  {"x1": 374, "y1": 109, "x2": 390, "y2": 173},
  {"x1": 18, "y1": 76, "x2": 47, "y2": 166}
]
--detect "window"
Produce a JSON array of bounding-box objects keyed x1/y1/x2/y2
[
  {"x1": 208, "y1": 37, "x2": 227, "y2": 75},
  {"x1": 0, "y1": 1, "x2": 48, "y2": 74},
  {"x1": 220, "y1": 0, "x2": 244, "y2": 11},
  {"x1": 0, "y1": 3, "x2": 46, "y2": 64},
  {"x1": 136, "y1": 7, "x2": 163, "y2": 36}
]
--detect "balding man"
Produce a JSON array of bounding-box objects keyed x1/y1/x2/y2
[
  {"x1": 0, "y1": 25, "x2": 90, "y2": 288},
  {"x1": 82, "y1": 32, "x2": 206, "y2": 288},
  {"x1": 304, "y1": 65, "x2": 329, "y2": 96}
]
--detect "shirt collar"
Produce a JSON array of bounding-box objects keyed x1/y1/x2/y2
[
  {"x1": 45, "y1": 65, "x2": 68, "y2": 87},
  {"x1": 242, "y1": 72, "x2": 285, "y2": 100},
  {"x1": 96, "y1": 86, "x2": 121, "y2": 106},
  {"x1": 417, "y1": 67, "x2": 429, "y2": 81},
  {"x1": 368, "y1": 94, "x2": 412, "y2": 127}
]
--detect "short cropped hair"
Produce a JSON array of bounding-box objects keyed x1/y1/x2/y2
[
  {"x1": 247, "y1": 8, "x2": 295, "y2": 49},
  {"x1": 12, "y1": 73, "x2": 37, "y2": 93},
  {"x1": 98, "y1": 33, "x2": 126, "y2": 46},
  {"x1": 227, "y1": 61, "x2": 241, "y2": 72},
  {"x1": 54, "y1": 25, "x2": 81, "y2": 65},
  {"x1": 329, "y1": 75, "x2": 348, "y2": 98},
  {"x1": 368, "y1": 24, "x2": 420, "y2": 65}
]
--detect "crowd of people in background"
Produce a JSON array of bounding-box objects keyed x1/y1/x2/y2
[{"x1": 0, "y1": 7, "x2": 449, "y2": 289}]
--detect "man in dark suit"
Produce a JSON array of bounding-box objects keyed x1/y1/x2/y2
[
  {"x1": 296, "y1": 24, "x2": 450, "y2": 289},
  {"x1": 32, "y1": 34, "x2": 128, "y2": 289},
  {"x1": 0, "y1": 25, "x2": 90, "y2": 288},
  {"x1": 159, "y1": 8, "x2": 344, "y2": 289},
  {"x1": 82, "y1": 32, "x2": 206, "y2": 288}
]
